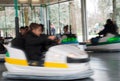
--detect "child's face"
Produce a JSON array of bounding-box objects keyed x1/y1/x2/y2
[
  {"x1": 20, "y1": 29, "x2": 26, "y2": 35},
  {"x1": 64, "y1": 28, "x2": 68, "y2": 32},
  {"x1": 32, "y1": 27, "x2": 42, "y2": 36}
]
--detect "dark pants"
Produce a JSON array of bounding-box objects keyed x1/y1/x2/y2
[{"x1": 91, "y1": 36, "x2": 101, "y2": 45}]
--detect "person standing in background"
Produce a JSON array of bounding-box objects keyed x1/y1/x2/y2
[{"x1": 50, "y1": 23, "x2": 56, "y2": 35}]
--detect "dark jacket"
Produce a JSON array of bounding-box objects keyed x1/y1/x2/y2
[
  {"x1": 11, "y1": 33, "x2": 25, "y2": 50},
  {"x1": 24, "y1": 32, "x2": 50, "y2": 61},
  {"x1": 98, "y1": 24, "x2": 118, "y2": 36}
]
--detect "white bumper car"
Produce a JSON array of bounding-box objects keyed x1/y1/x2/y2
[
  {"x1": 86, "y1": 34, "x2": 120, "y2": 52},
  {"x1": 3, "y1": 45, "x2": 93, "y2": 80}
]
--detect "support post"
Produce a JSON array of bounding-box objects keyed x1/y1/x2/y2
[
  {"x1": 43, "y1": 6, "x2": 47, "y2": 34},
  {"x1": 24, "y1": 7, "x2": 29, "y2": 26},
  {"x1": 113, "y1": 0, "x2": 117, "y2": 22},
  {"x1": 22, "y1": 6, "x2": 24, "y2": 26},
  {"x1": 14, "y1": 0, "x2": 19, "y2": 37},
  {"x1": 69, "y1": 1, "x2": 77, "y2": 34},
  {"x1": 58, "y1": 0, "x2": 61, "y2": 34},
  {"x1": 81, "y1": 0, "x2": 88, "y2": 42},
  {"x1": 40, "y1": 6, "x2": 44, "y2": 24},
  {"x1": 46, "y1": 6, "x2": 51, "y2": 35},
  {"x1": 4, "y1": 8, "x2": 7, "y2": 37}
]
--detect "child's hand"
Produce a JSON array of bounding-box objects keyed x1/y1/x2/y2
[{"x1": 48, "y1": 36, "x2": 56, "y2": 40}]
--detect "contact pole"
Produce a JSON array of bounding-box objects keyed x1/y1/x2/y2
[
  {"x1": 113, "y1": 0, "x2": 117, "y2": 22},
  {"x1": 14, "y1": 0, "x2": 19, "y2": 37},
  {"x1": 58, "y1": 0, "x2": 61, "y2": 34},
  {"x1": 81, "y1": 0, "x2": 88, "y2": 42}
]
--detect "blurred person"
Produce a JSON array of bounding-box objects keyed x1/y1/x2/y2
[
  {"x1": 98, "y1": 19, "x2": 118, "y2": 37},
  {"x1": 90, "y1": 19, "x2": 119, "y2": 44},
  {"x1": 39, "y1": 24, "x2": 45, "y2": 34},
  {"x1": 63, "y1": 25, "x2": 70, "y2": 35},
  {"x1": 24, "y1": 23, "x2": 56, "y2": 63},
  {"x1": 11, "y1": 26, "x2": 26, "y2": 49},
  {"x1": 25, "y1": 26, "x2": 29, "y2": 33},
  {"x1": 19, "y1": 26, "x2": 26, "y2": 36},
  {"x1": 51, "y1": 24, "x2": 56, "y2": 35}
]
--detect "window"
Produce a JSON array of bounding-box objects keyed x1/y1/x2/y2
[
  {"x1": 0, "y1": 7, "x2": 15, "y2": 37},
  {"x1": 87, "y1": 0, "x2": 113, "y2": 39}
]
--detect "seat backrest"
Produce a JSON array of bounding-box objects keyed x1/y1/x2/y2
[
  {"x1": 0, "y1": 43, "x2": 5, "y2": 51},
  {"x1": 4, "y1": 45, "x2": 27, "y2": 60}
]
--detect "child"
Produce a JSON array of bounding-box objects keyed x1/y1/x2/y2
[
  {"x1": 12, "y1": 27, "x2": 26, "y2": 49},
  {"x1": 98, "y1": 19, "x2": 118, "y2": 37},
  {"x1": 24, "y1": 23, "x2": 55, "y2": 63},
  {"x1": 19, "y1": 27, "x2": 26, "y2": 36},
  {"x1": 63, "y1": 25, "x2": 70, "y2": 35},
  {"x1": 90, "y1": 19, "x2": 119, "y2": 45}
]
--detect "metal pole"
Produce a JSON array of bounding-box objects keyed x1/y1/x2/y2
[
  {"x1": 58, "y1": 0, "x2": 61, "y2": 34},
  {"x1": 4, "y1": 8, "x2": 7, "y2": 37},
  {"x1": 69, "y1": 2, "x2": 71, "y2": 32},
  {"x1": 46, "y1": 6, "x2": 51, "y2": 35},
  {"x1": 22, "y1": 6, "x2": 24, "y2": 26},
  {"x1": 43, "y1": 6, "x2": 47, "y2": 34},
  {"x1": 45, "y1": 6, "x2": 49, "y2": 35},
  {"x1": 69, "y1": 2, "x2": 72, "y2": 34},
  {"x1": 40, "y1": 6, "x2": 42, "y2": 23},
  {"x1": 41, "y1": 6, "x2": 45, "y2": 24},
  {"x1": 46, "y1": 0, "x2": 51, "y2": 35},
  {"x1": 34, "y1": 7, "x2": 37, "y2": 23},
  {"x1": 24, "y1": 7, "x2": 29, "y2": 26},
  {"x1": 113, "y1": 0, "x2": 117, "y2": 22},
  {"x1": 14, "y1": 0, "x2": 19, "y2": 37},
  {"x1": 81, "y1": 0, "x2": 88, "y2": 42}
]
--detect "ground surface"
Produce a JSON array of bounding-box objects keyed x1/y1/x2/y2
[{"x1": 0, "y1": 52, "x2": 119, "y2": 81}]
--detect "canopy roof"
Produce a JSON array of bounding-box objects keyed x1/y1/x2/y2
[{"x1": 0, "y1": 0, "x2": 73, "y2": 6}]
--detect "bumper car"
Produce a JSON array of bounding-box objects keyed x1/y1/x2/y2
[
  {"x1": 61, "y1": 34, "x2": 86, "y2": 50},
  {"x1": 60, "y1": 34, "x2": 79, "y2": 44},
  {"x1": 86, "y1": 35, "x2": 120, "y2": 52},
  {"x1": 0, "y1": 43, "x2": 6, "y2": 61},
  {"x1": 3, "y1": 44, "x2": 93, "y2": 80}
]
